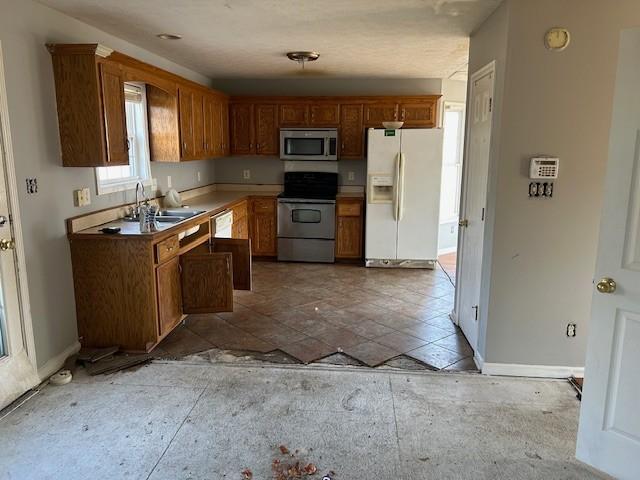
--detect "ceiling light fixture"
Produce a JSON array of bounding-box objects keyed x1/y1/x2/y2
[
  {"x1": 286, "y1": 51, "x2": 320, "y2": 69},
  {"x1": 156, "y1": 33, "x2": 182, "y2": 40}
]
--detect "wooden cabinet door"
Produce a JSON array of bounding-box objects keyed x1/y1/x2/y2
[
  {"x1": 213, "y1": 238, "x2": 252, "y2": 290},
  {"x1": 203, "y1": 95, "x2": 215, "y2": 157},
  {"x1": 279, "y1": 104, "x2": 309, "y2": 126},
  {"x1": 178, "y1": 87, "x2": 194, "y2": 159},
  {"x1": 336, "y1": 216, "x2": 363, "y2": 258},
  {"x1": 336, "y1": 199, "x2": 364, "y2": 258},
  {"x1": 232, "y1": 217, "x2": 249, "y2": 240},
  {"x1": 221, "y1": 100, "x2": 230, "y2": 155},
  {"x1": 211, "y1": 98, "x2": 223, "y2": 156},
  {"x1": 192, "y1": 90, "x2": 206, "y2": 158},
  {"x1": 180, "y1": 244, "x2": 233, "y2": 313},
  {"x1": 230, "y1": 103, "x2": 254, "y2": 154},
  {"x1": 310, "y1": 104, "x2": 340, "y2": 126},
  {"x1": 254, "y1": 104, "x2": 278, "y2": 155},
  {"x1": 251, "y1": 198, "x2": 277, "y2": 256},
  {"x1": 156, "y1": 256, "x2": 183, "y2": 336},
  {"x1": 99, "y1": 62, "x2": 129, "y2": 165},
  {"x1": 339, "y1": 104, "x2": 364, "y2": 159},
  {"x1": 364, "y1": 103, "x2": 399, "y2": 126},
  {"x1": 399, "y1": 102, "x2": 436, "y2": 127}
]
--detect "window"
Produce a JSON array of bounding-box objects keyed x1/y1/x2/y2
[
  {"x1": 439, "y1": 102, "x2": 465, "y2": 223},
  {"x1": 95, "y1": 83, "x2": 152, "y2": 195}
]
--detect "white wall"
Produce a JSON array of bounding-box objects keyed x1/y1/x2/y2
[
  {"x1": 469, "y1": 0, "x2": 640, "y2": 368},
  {"x1": 0, "y1": 0, "x2": 217, "y2": 370}
]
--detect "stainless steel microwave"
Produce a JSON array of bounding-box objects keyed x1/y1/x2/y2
[{"x1": 279, "y1": 128, "x2": 338, "y2": 161}]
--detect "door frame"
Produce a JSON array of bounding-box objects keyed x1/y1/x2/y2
[
  {"x1": 0, "y1": 41, "x2": 39, "y2": 407},
  {"x1": 452, "y1": 61, "x2": 496, "y2": 358}
]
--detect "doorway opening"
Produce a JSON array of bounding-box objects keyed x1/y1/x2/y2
[{"x1": 438, "y1": 101, "x2": 466, "y2": 285}]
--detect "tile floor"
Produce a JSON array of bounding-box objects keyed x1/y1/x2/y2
[{"x1": 157, "y1": 261, "x2": 475, "y2": 370}]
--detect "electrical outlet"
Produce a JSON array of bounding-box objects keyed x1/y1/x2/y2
[
  {"x1": 167, "y1": 176, "x2": 172, "y2": 188},
  {"x1": 74, "y1": 187, "x2": 91, "y2": 207},
  {"x1": 566, "y1": 323, "x2": 576, "y2": 337},
  {"x1": 348, "y1": 171, "x2": 355, "y2": 181},
  {"x1": 243, "y1": 169, "x2": 251, "y2": 180},
  {"x1": 197, "y1": 171, "x2": 202, "y2": 182},
  {"x1": 26, "y1": 178, "x2": 38, "y2": 194}
]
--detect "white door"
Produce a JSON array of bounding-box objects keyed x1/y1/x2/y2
[
  {"x1": 576, "y1": 28, "x2": 640, "y2": 479},
  {"x1": 456, "y1": 62, "x2": 495, "y2": 351},
  {"x1": 366, "y1": 129, "x2": 401, "y2": 260},
  {"x1": 0, "y1": 43, "x2": 38, "y2": 409},
  {"x1": 396, "y1": 128, "x2": 443, "y2": 261}
]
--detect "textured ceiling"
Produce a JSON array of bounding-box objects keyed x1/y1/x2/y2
[{"x1": 38, "y1": 0, "x2": 501, "y2": 79}]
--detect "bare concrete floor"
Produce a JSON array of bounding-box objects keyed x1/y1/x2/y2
[{"x1": 0, "y1": 361, "x2": 604, "y2": 480}]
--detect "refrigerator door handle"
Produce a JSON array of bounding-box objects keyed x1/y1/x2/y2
[
  {"x1": 393, "y1": 153, "x2": 401, "y2": 221},
  {"x1": 398, "y1": 152, "x2": 406, "y2": 221}
]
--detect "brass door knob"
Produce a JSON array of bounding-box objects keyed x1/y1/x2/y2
[
  {"x1": 0, "y1": 238, "x2": 15, "y2": 251},
  {"x1": 596, "y1": 277, "x2": 617, "y2": 294},
  {"x1": 459, "y1": 219, "x2": 469, "y2": 228}
]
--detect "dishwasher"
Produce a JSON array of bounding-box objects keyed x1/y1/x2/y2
[{"x1": 212, "y1": 210, "x2": 233, "y2": 238}]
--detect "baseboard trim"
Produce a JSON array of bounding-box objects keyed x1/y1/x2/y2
[
  {"x1": 473, "y1": 351, "x2": 484, "y2": 370},
  {"x1": 37, "y1": 341, "x2": 81, "y2": 381},
  {"x1": 481, "y1": 362, "x2": 584, "y2": 379}
]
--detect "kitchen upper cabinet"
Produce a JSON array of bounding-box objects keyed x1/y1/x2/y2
[
  {"x1": 178, "y1": 87, "x2": 195, "y2": 159},
  {"x1": 156, "y1": 256, "x2": 183, "y2": 336},
  {"x1": 254, "y1": 104, "x2": 279, "y2": 155},
  {"x1": 146, "y1": 85, "x2": 181, "y2": 163},
  {"x1": 310, "y1": 104, "x2": 340, "y2": 126},
  {"x1": 335, "y1": 198, "x2": 364, "y2": 259},
  {"x1": 204, "y1": 95, "x2": 227, "y2": 158},
  {"x1": 48, "y1": 44, "x2": 130, "y2": 167},
  {"x1": 221, "y1": 100, "x2": 230, "y2": 155},
  {"x1": 251, "y1": 197, "x2": 277, "y2": 256},
  {"x1": 280, "y1": 104, "x2": 309, "y2": 126},
  {"x1": 192, "y1": 90, "x2": 206, "y2": 158},
  {"x1": 364, "y1": 103, "x2": 399, "y2": 126},
  {"x1": 399, "y1": 101, "x2": 437, "y2": 127},
  {"x1": 180, "y1": 245, "x2": 234, "y2": 313},
  {"x1": 339, "y1": 104, "x2": 364, "y2": 159},
  {"x1": 230, "y1": 103, "x2": 254, "y2": 154}
]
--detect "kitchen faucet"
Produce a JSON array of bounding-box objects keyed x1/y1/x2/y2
[{"x1": 134, "y1": 181, "x2": 147, "y2": 217}]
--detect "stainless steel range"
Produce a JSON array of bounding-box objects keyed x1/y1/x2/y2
[{"x1": 277, "y1": 172, "x2": 338, "y2": 263}]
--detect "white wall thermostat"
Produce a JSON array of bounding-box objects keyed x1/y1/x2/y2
[{"x1": 530, "y1": 157, "x2": 559, "y2": 179}]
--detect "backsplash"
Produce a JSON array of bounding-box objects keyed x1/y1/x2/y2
[{"x1": 213, "y1": 155, "x2": 366, "y2": 186}]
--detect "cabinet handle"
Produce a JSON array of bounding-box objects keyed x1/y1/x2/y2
[
  {"x1": 341, "y1": 142, "x2": 345, "y2": 150},
  {"x1": 226, "y1": 257, "x2": 230, "y2": 274},
  {"x1": 125, "y1": 138, "x2": 130, "y2": 151},
  {"x1": 401, "y1": 108, "x2": 406, "y2": 120},
  {"x1": 183, "y1": 142, "x2": 187, "y2": 152}
]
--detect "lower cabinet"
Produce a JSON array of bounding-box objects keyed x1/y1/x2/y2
[
  {"x1": 156, "y1": 256, "x2": 183, "y2": 336},
  {"x1": 180, "y1": 244, "x2": 234, "y2": 314},
  {"x1": 335, "y1": 198, "x2": 364, "y2": 259},
  {"x1": 250, "y1": 197, "x2": 278, "y2": 257},
  {"x1": 70, "y1": 217, "x2": 250, "y2": 352},
  {"x1": 230, "y1": 200, "x2": 250, "y2": 240}
]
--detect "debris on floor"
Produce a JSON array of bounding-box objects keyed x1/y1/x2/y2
[
  {"x1": 76, "y1": 346, "x2": 152, "y2": 375},
  {"x1": 568, "y1": 376, "x2": 583, "y2": 401},
  {"x1": 243, "y1": 445, "x2": 334, "y2": 480},
  {"x1": 49, "y1": 369, "x2": 73, "y2": 386}
]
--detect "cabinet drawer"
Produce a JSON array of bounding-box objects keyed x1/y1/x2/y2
[
  {"x1": 253, "y1": 198, "x2": 275, "y2": 213},
  {"x1": 231, "y1": 200, "x2": 248, "y2": 220},
  {"x1": 156, "y1": 235, "x2": 179, "y2": 263},
  {"x1": 337, "y1": 201, "x2": 362, "y2": 217}
]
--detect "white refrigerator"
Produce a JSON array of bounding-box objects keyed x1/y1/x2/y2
[{"x1": 365, "y1": 128, "x2": 443, "y2": 268}]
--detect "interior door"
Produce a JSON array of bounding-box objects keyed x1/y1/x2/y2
[
  {"x1": 576, "y1": 28, "x2": 640, "y2": 479},
  {"x1": 180, "y1": 244, "x2": 233, "y2": 313},
  {"x1": 365, "y1": 129, "x2": 400, "y2": 261},
  {"x1": 0, "y1": 49, "x2": 38, "y2": 408},
  {"x1": 396, "y1": 128, "x2": 443, "y2": 261},
  {"x1": 212, "y1": 238, "x2": 252, "y2": 291},
  {"x1": 456, "y1": 63, "x2": 494, "y2": 351}
]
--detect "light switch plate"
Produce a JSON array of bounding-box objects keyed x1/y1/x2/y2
[
  {"x1": 348, "y1": 171, "x2": 355, "y2": 181},
  {"x1": 74, "y1": 187, "x2": 91, "y2": 207},
  {"x1": 197, "y1": 171, "x2": 202, "y2": 182},
  {"x1": 243, "y1": 169, "x2": 251, "y2": 180},
  {"x1": 167, "y1": 176, "x2": 172, "y2": 188}
]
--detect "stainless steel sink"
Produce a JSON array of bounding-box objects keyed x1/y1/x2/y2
[{"x1": 123, "y1": 209, "x2": 205, "y2": 224}]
